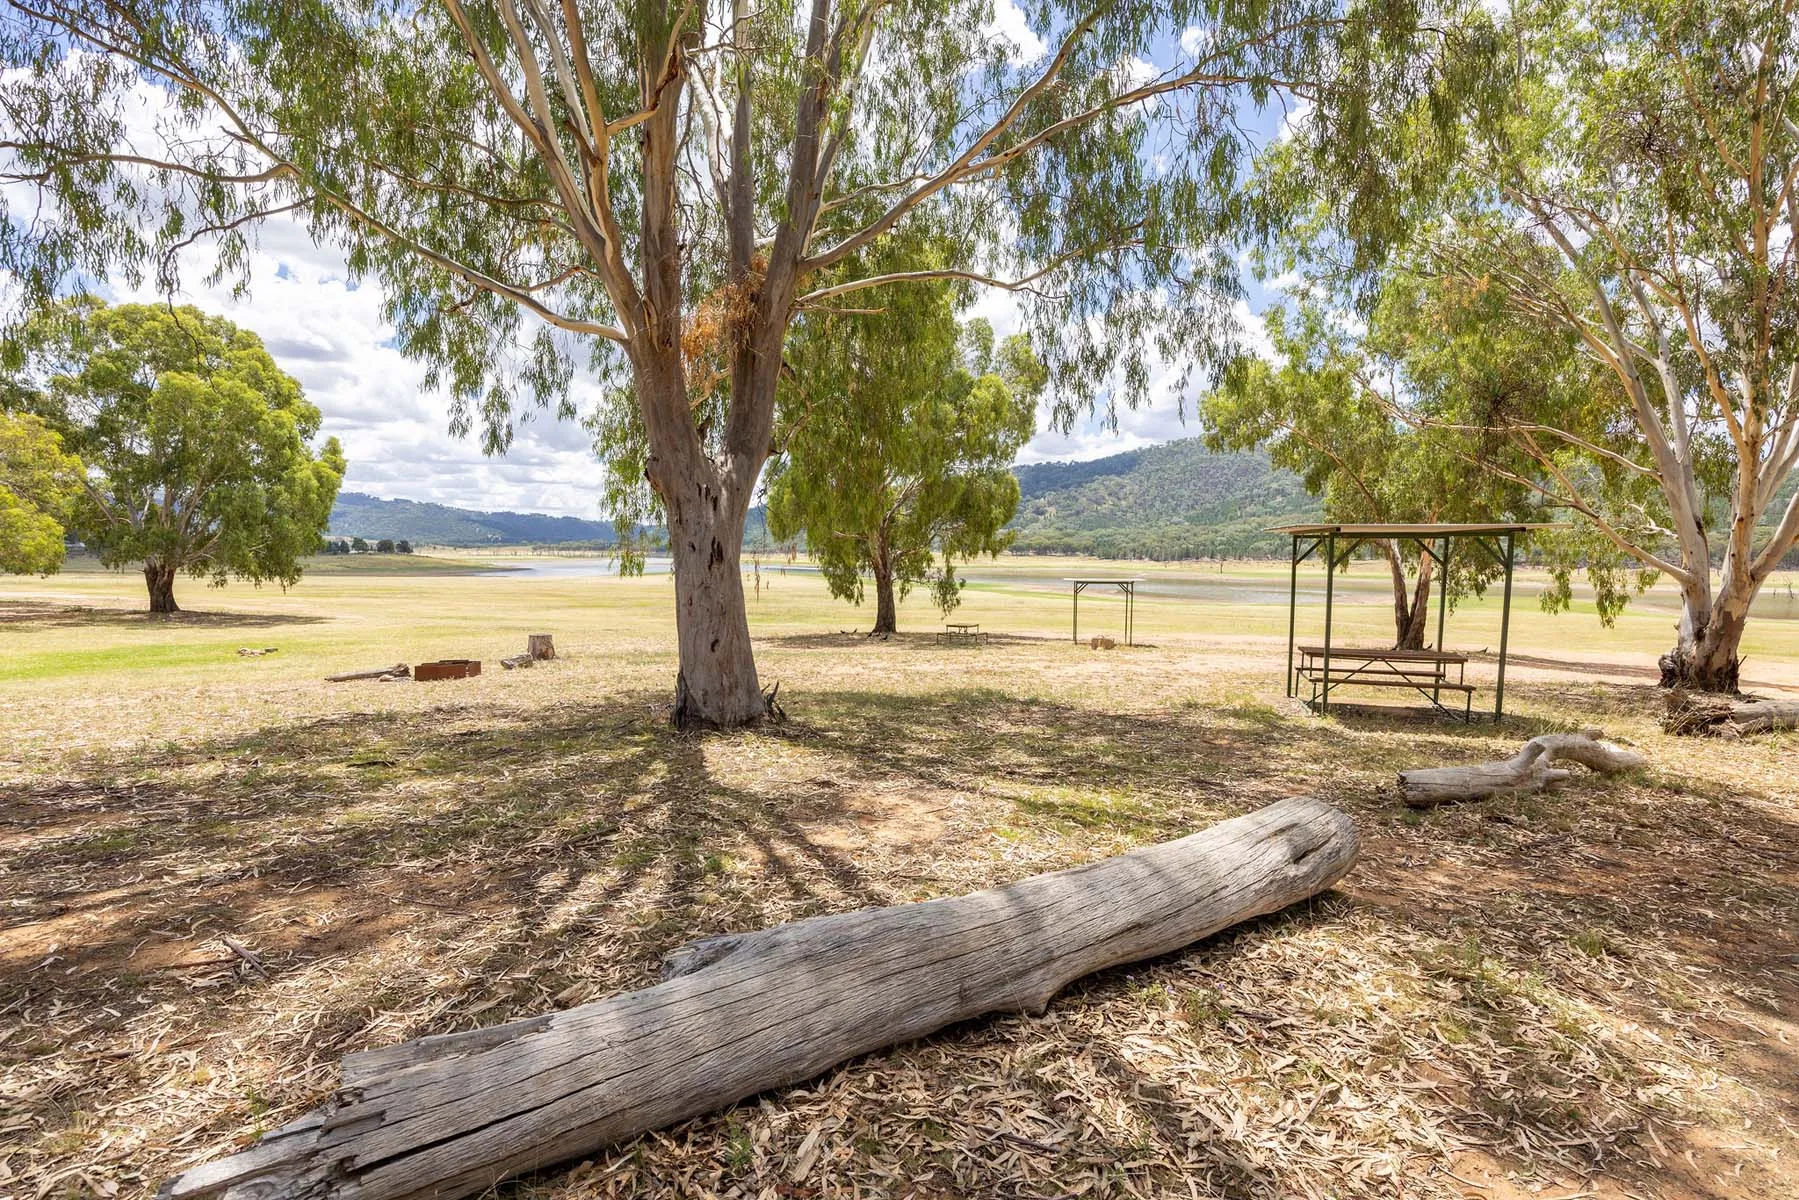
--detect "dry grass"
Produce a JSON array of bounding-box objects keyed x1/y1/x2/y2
[{"x1": 2, "y1": 561, "x2": 1797, "y2": 1200}]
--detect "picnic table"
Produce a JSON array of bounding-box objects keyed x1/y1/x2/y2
[
  {"x1": 938, "y1": 621, "x2": 983, "y2": 645},
  {"x1": 1295, "y1": 645, "x2": 1474, "y2": 720}
]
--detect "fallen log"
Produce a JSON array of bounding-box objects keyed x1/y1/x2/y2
[
  {"x1": 499, "y1": 653, "x2": 534, "y2": 670},
  {"x1": 1399, "y1": 730, "x2": 1645, "y2": 808},
  {"x1": 1662, "y1": 689, "x2": 1799, "y2": 737},
  {"x1": 160, "y1": 796, "x2": 1357, "y2": 1200},
  {"x1": 325, "y1": 664, "x2": 410, "y2": 683}
]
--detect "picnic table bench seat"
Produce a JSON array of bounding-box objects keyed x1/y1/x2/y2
[
  {"x1": 1296, "y1": 645, "x2": 1467, "y2": 664},
  {"x1": 1295, "y1": 644, "x2": 1474, "y2": 719}
]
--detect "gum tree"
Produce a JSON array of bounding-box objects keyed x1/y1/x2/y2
[
  {"x1": 0, "y1": 411, "x2": 83, "y2": 575},
  {"x1": 766, "y1": 291, "x2": 1041, "y2": 634},
  {"x1": 9, "y1": 300, "x2": 346, "y2": 612},
  {"x1": 1204, "y1": 301, "x2": 1524, "y2": 648},
  {"x1": 1, "y1": 0, "x2": 1425, "y2": 723},
  {"x1": 1276, "y1": 0, "x2": 1799, "y2": 690}
]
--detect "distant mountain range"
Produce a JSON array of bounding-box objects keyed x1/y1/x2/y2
[
  {"x1": 1008, "y1": 438, "x2": 1320, "y2": 559},
  {"x1": 331, "y1": 437, "x2": 1321, "y2": 558},
  {"x1": 329, "y1": 492, "x2": 625, "y2": 546},
  {"x1": 329, "y1": 491, "x2": 766, "y2": 549}
]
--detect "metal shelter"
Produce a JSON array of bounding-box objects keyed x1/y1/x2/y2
[
  {"x1": 1066, "y1": 577, "x2": 1141, "y2": 645},
  {"x1": 1273, "y1": 523, "x2": 1544, "y2": 721}
]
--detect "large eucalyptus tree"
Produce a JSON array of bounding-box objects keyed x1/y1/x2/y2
[
  {"x1": 1, "y1": 0, "x2": 1421, "y2": 723},
  {"x1": 1275, "y1": 0, "x2": 1799, "y2": 691}
]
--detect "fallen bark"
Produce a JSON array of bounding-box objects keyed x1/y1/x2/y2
[
  {"x1": 1662, "y1": 689, "x2": 1799, "y2": 737},
  {"x1": 1400, "y1": 731, "x2": 1645, "y2": 808},
  {"x1": 325, "y1": 664, "x2": 410, "y2": 683},
  {"x1": 160, "y1": 796, "x2": 1357, "y2": 1200},
  {"x1": 499, "y1": 654, "x2": 534, "y2": 670}
]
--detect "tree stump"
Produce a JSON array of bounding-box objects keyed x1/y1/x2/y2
[
  {"x1": 528, "y1": 633, "x2": 556, "y2": 661},
  {"x1": 158, "y1": 796, "x2": 1357, "y2": 1200},
  {"x1": 1399, "y1": 730, "x2": 1645, "y2": 808}
]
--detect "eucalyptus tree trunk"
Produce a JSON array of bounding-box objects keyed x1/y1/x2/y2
[
  {"x1": 871, "y1": 535, "x2": 898, "y2": 635},
  {"x1": 144, "y1": 560, "x2": 179, "y2": 614},
  {"x1": 634, "y1": 34, "x2": 775, "y2": 731},
  {"x1": 1661, "y1": 526, "x2": 1757, "y2": 693},
  {"x1": 872, "y1": 568, "x2": 898, "y2": 635},
  {"x1": 1381, "y1": 541, "x2": 1433, "y2": 650},
  {"x1": 661, "y1": 468, "x2": 764, "y2": 727},
  {"x1": 636, "y1": 332, "x2": 771, "y2": 730}
]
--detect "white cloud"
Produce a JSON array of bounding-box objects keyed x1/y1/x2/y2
[
  {"x1": 1275, "y1": 96, "x2": 1315, "y2": 143},
  {"x1": 120, "y1": 229, "x2": 610, "y2": 517},
  {"x1": 986, "y1": 0, "x2": 1046, "y2": 62},
  {"x1": 0, "y1": 69, "x2": 610, "y2": 518},
  {"x1": 1016, "y1": 297, "x2": 1278, "y2": 465},
  {"x1": 1117, "y1": 55, "x2": 1159, "y2": 90}
]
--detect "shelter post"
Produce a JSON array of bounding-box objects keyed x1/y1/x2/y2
[
  {"x1": 1494, "y1": 531, "x2": 1516, "y2": 721},
  {"x1": 1321, "y1": 531, "x2": 1335, "y2": 714},
  {"x1": 1434, "y1": 534, "x2": 1450, "y2": 704},
  {"x1": 1286, "y1": 534, "x2": 1299, "y2": 697}
]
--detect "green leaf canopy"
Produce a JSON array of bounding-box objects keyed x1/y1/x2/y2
[
  {"x1": 7, "y1": 300, "x2": 346, "y2": 606},
  {"x1": 766, "y1": 272, "x2": 1039, "y2": 629},
  {"x1": 0, "y1": 410, "x2": 85, "y2": 575}
]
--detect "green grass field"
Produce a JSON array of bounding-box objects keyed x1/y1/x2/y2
[
  {"x1": 5, "y1": 551, "x2": 1796, "y2": 701},
  {"x1": 3, "y1": 555, "x2": 1797, "y2": 1200}
]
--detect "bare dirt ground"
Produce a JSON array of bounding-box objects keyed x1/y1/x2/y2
[{"x1": 3, "y1": 579, "x2": 1798, "y2": 1200}]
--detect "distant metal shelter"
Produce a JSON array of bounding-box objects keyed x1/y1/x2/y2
[
  {"x1": 1065, "y1": 577, "x2": 1142, "y2": 646},
  {"x1": 1272, "y1": 523, "x2": 1547, "y2": 721}
]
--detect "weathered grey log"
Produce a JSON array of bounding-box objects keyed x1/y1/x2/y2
[
  {"x1": 1663, "y1": 689, "x2": 1799, "y2": 737},
  {"x1": 159, "y1": 796, "x2": 1357, "y2": 1200},
  {"x1": 1400, "y1": 731, "x2": 1645, "y2": 808},
  {"x1": 499, "y1": 653, "x2": 534, "y2": 670},
  {"x1": 1732, "y1": 701, "x2": 1799, "y2": 733},
  {"x1": 325, "y1": 664, "x2": 410, "y2": 683},
  {"x1": 527, "y1": 633, "x2": 556, "y2": 661}
]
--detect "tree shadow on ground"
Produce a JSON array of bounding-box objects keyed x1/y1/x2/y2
[
  {"x1": 5, "y1": 683, "x2": 1797, "y2": 1198},
  {"x1": 0, "y1": 599, "x2": 327, "y2": 631}
]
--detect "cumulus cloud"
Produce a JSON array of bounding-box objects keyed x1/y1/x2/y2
[
  {"x1": 986, "y1": 0, "x2": 1046, "y2": 62},
  {"x1": 116, "y1": 226, "x2": 610, "y2": 517},
  {"x1": 1015, "y1": 296, "x2": 1278, "y2": 465}
]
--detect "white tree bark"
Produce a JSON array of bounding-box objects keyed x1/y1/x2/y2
[
  {"x1": 1399, "y1": 731, "x2": 1646, "y2": 807},
  {"x1": 159, "y1": 797, "x2": 1358, "y2": 1200}
]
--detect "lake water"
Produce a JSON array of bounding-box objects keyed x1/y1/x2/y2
[
  {"x1": 485, "y1": 556, "x2": 1328, "y2": 605},
  {"x1": 476, "y1": 554, "x2": 1799, "y2": 618}
]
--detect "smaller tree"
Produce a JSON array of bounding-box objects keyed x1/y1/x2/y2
[
  {"x1": 1205, "y1": 302, "x2": 1526, "y2": 647},
  {"x1": 351, "y1": 537, "x2": 370, "y2": 554},
  {"x1": 376, "y1": 538, "x2": 395, "y2": 554},
  {"x1": 767, "y1": 296, "x2": 1040, "y2": 635},
  {"x1": 10, "y1": 300, "x2": 345, "y2": 612},
  {"x1": 395, "y1": 539, "x2": 413, "y2": 555},
  {"x1": 0, "y1": 411, "x2": 83, "y2": 575}
]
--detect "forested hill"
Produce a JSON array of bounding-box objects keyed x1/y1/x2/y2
[
  {"x1": 329, "y1": 492, "x2": 623, "y2": 546},
  {"x1": 332, "y1": 438, "x2": 1326, "y2": 558},
  {"x1": 1008, "y1": 439, "x2": 1321, "y2": 560}
]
